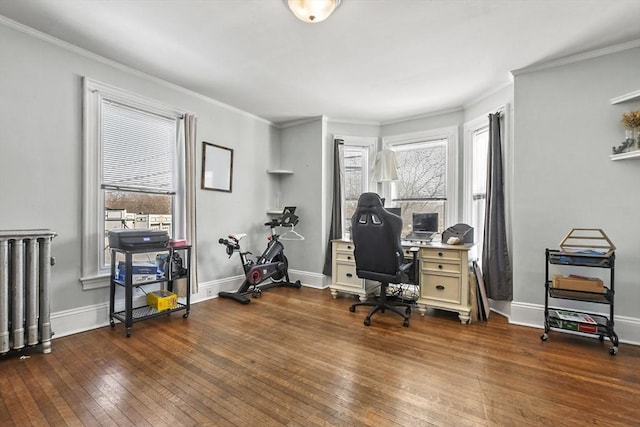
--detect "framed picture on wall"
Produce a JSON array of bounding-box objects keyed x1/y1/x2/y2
[{"x1": 201, "y1": 141, "x2": 233, "y2": 192}]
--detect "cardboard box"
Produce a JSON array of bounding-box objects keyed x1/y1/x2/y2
[
  {"x1": 552, "y1": 274, "x2": 604, "y2": 293},
  {"x1": 146, "y1": 290, "x2": 177, "y2": 312}
]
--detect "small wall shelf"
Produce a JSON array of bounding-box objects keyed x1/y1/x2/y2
[
  {"x1": 267, "y1": 169, "x2": 293, "y2": 175},
  {"x1": 610, "y1": 90, "x2": 640, "y2": 105},
  {"x1": 610, "y1": 150, "x2": 640, "y2": 161}
]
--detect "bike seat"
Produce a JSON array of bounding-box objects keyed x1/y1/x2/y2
[{"x1": 228, "y1": 233, "x2": 247, "y2": 243}]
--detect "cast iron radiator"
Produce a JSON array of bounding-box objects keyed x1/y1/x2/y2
[{"x1": 0, "y1": 229, "x2": 56, "y2": 354}]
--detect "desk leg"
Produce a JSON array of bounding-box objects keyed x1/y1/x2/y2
[{"x1": 458, "y1": 311, "x2": 471, "y2": 324}]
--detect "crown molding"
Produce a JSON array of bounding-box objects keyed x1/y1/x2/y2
[
  {"x1": 0, "y1": 15, "x2": 274, "y2": 127},
  {"x1": 381, "y1": 106, "x2": 464, "y2": 126},
  {"x1": 325, "y1": 116, "x2": 381, "y2": 126},
  {"x1": 276, "y1": 116, "x2": 325, "y2": 129},
  {"x1": 512, "y1": 39, "x2": 640, "y2": 76},
  {"x1": 463, "y1": 81, "x2": 514, "y2": 111}
]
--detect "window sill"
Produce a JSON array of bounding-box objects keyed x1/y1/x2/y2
[{"x1": 80, "y1": 274, "x2": 110, "y2": 290}]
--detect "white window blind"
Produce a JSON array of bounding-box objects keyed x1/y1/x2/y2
[{"x1": 101, "y1": 100, "x2": 177, "y2": 194}]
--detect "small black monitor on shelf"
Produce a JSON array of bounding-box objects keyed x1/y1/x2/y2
[{"x1": 386, "y1": 207, "x2": 401, "y2": 217}]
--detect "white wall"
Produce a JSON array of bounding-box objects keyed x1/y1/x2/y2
[
  {"x1": 511, "y1": 46, "x2": 640, "y2": 342},
  {"x1": 3, "y1": 18, "x2": 638, "y2": 344},
  {"x1": 278, "y1": 119, "x2": 324, "y2": 278},
  {"x1": 0, "y1": 22, "x2": 278, "y2": 320}
]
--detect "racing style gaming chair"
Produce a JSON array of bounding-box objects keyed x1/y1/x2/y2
[{"x1": 349, "y1": 192, "x2": 416, "y2": 327}]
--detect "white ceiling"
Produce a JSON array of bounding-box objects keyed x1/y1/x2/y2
[{"x1": 1, "y1": 0, "x2": 639, "y2": 125}]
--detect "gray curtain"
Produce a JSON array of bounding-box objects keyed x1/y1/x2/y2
[
  {"x1": 322, "y1": 139, "x2": 344, "y2": 275},
  {"x1": 482, "y1": 113, "x2": 512, "y2": 301},
  {"x1": 183, "y1": 114, "x2": 199, "y2": 294}
]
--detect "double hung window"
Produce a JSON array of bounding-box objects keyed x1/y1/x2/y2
[
  {"x1": 82, "y1": 78, "x2": 185, "y2": 289},
  {"x1": 338, "y1": 136, "x2": 375, "y2": 239},
  {"x1": 383, "y1": 128, "x2": 458, "y2": 236},
  {"x1": 463, "y1": 115, "x2": 491, "y2": 262}
]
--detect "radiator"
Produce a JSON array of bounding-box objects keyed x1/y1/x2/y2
[{"x1": 0, "y1": 229, "x2": 56, "y2": 354}]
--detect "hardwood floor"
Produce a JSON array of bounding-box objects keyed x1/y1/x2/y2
[{"x1": 1, "y1": 286, "x2": 639, "y2": 426}]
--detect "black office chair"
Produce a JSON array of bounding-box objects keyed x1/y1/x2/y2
[{"x1": 349, "y1": 192, "x2": 417, "y2": 327}]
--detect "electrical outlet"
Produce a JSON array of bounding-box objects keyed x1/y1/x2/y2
[{"x1": 206, "y1": 288, "x2": 214, "y2": 298}]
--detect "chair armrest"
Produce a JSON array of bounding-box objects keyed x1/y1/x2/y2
[{"x1": 399, "y1": 247, "x2": 419, "y2": 281}]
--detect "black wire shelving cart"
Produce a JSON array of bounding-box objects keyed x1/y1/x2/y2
[{"x1": 541, "y1": 228, "x2": 619, "y2": 355}]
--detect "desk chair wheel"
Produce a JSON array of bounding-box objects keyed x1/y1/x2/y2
[
  {"x1": 364, "y1": 318, "x2": 371, "y2": 327},
  {"x1": 349, "y1": 306, "x2": 356, "y2": 313},
  {"x1": 403, "y1": 319, "x2": 409, "y2": 327}
]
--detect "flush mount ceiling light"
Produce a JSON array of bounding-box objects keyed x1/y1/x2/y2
[{"x1": 287, "y1": 0, "x2": 342, "y2": 23}]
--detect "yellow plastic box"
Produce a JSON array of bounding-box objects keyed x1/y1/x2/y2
[{"x1": 147, "y1": 290, "x2": 177, "y2": 312}]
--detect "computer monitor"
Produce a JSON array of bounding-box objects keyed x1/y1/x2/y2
[
  {"x1": 412, "y1": 212, "x2": 438, "y2": 233},
  {"x1": 386, "y1": 207, "x2": 401, "y2": 217}
]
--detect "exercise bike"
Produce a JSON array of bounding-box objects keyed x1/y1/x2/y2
[{"x1": 217, "y1": 208, "x2": 302, "y2": 304}]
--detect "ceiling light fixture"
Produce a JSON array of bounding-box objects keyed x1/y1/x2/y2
[{"x1": 287, "y1": 0, "x2": 342, "y2": 23}]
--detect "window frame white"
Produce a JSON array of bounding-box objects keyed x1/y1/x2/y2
[
  {"x1": 81, "y1": 78, "x2": 185, "y2": 290},
  {"x1": 381, "y1": 126, "x2": 459, "y2": 229},
  {"x1": 463, "y1": 116, "x2": 489, "y2": 261},
  {"x1": 335, "y1": 134, "x2": 376, "y2": 239},
  {"x1": 463, "y1": 115, "x2": 489, "y2": 225}
]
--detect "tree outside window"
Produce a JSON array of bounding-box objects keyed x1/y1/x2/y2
[{"x1": 390, "y1": 139, "x2": 447, "y2": 235}]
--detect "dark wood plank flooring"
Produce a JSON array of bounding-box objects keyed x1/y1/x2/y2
[{"x1": 1, "y1": 286, "x2": 639, "y2": 426}]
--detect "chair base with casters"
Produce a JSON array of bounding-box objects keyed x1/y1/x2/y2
[
  {"x1": 348, "y1": 192, "x2": 420, "y2": 328},
  {"x1": 349, "y1": 282, "x2": 412, "y2": 327}
]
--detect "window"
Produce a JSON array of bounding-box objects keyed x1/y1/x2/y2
[
  {"x1": 471, "y1": 126, "x2": 488, "y2": 252},
  {"x1": 463, "y1": 115, "x2": 490, "y2": 262},
  {"x1": 382, "y1": 128, "x2": 458, "y2": 236},
  {"x1": 338, "y1": 136, "x2": 375, "y2": 239},
  {"x1": 82, "y1": 78, "x2": 185, "y2": 290}
]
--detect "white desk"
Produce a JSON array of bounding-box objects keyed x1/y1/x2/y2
[{"x1": 330, "y1": 239, "x2": 473, "y2": 323}]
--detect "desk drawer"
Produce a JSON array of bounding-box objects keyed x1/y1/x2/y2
[
  {"x1": 421, "y1": 274, "x2": 461, "y2": 304},
  {"x1": 422, "y1": 261, "x2": 461, "y2": 274},
  {"x1": 334, "y1": 241, "x2": 355, "y2": 252},
  {"x1": 422, "y1": 248, "x2": 461, "y2": 262},
  {"x1": 335, "y1": 262, "x2": 362, "y2": 289},
  {"x1": 335, "y1": 251, "x2": 355, "y2": 263}
]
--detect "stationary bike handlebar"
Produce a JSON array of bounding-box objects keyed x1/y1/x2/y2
[{"x1": 218, "y1": 238, "x2": 239, "y2": 257}]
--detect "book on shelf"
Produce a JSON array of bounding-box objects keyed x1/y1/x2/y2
[
  {"x1": 578, "y1": 323, "x2": 598, "y2": 334},
  {"x1": 554, "y1": 310, "x2": 597, "y2": 324}
]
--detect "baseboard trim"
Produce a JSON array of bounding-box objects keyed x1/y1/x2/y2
[
  {"x1": 510, "y1": 301, "x2": 640, "y2": 346},
  {"x1": 50, "y1": 270, "x2": 330, "y2": 338},
  {"x1": 289, "y1": 269, "x2": 330, "y2": 289},
  {"x1": 55, "y1": 278, "x2": 639, "y2": 347}
]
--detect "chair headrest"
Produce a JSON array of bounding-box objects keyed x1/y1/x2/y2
[{"x1": 357, "y1": 192, "x2": 383, "y2": 209}]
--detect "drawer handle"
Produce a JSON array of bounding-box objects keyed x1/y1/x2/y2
[
  {"x1": 436, "y1": 285, "x2": 445, "y2": 290},
  {"x1": 438, "y1": 252, "x2": 443, "y2": 257},
  {"x1": 347, "y1": 246, "x2": 352, "y2": 250},
  {"x1": 347, "y1": 256, "x2": 351, "y2": 260},
  {"x1": 346, "y1": 273, "x2": 353, "y2": 278},
  {"x1": 438, "y1": 264, "x2": 443, "y2": 269}
]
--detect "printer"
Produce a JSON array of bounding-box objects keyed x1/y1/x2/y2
[
  {"x1": 442, "y1": 223, "x2": 474, "y2": 245},
  {"x1": 108, "y1": 228, "x2": 170, "y2": 251}
]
